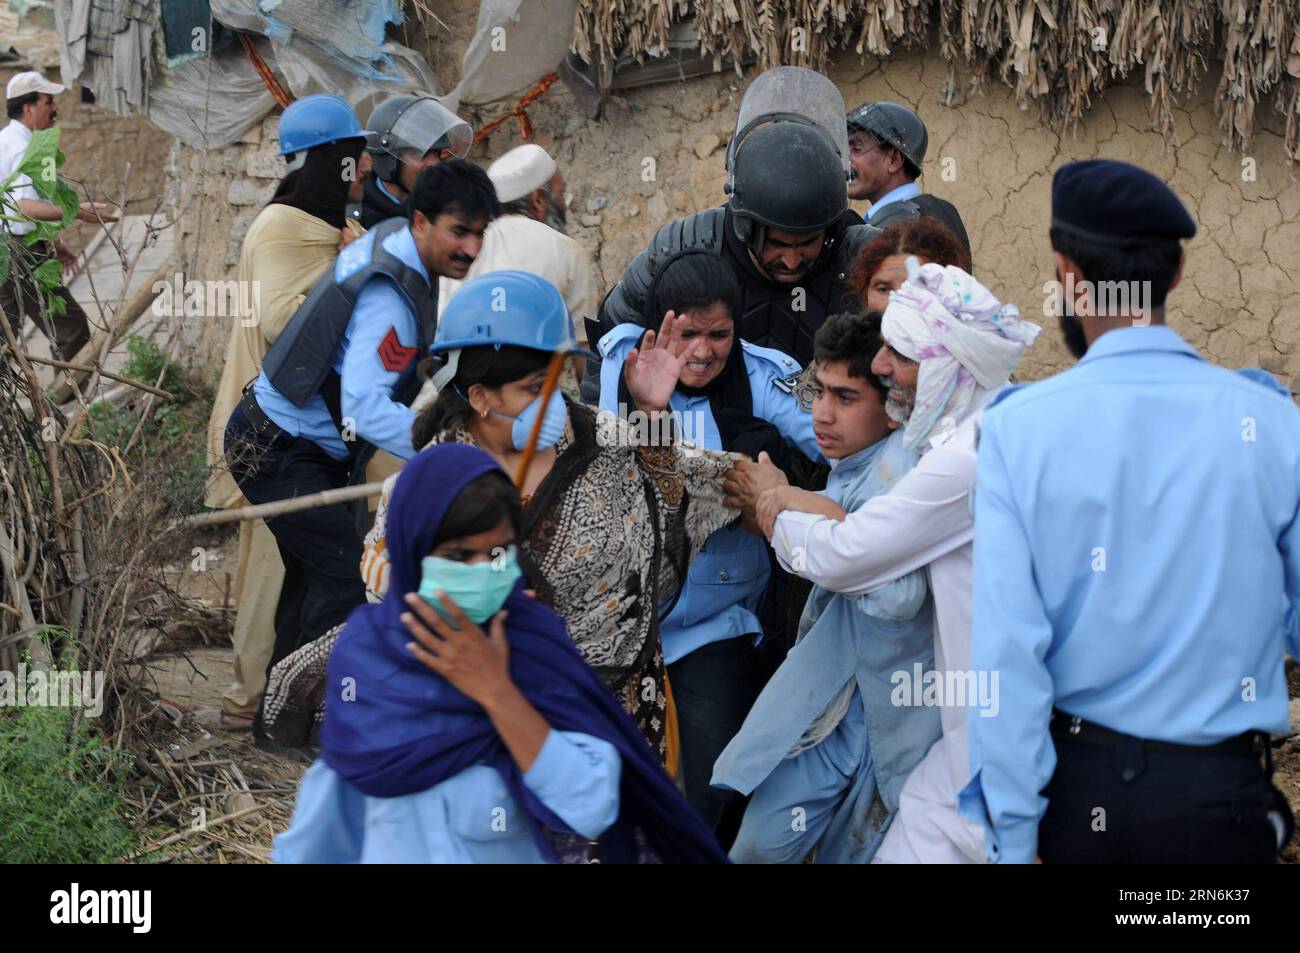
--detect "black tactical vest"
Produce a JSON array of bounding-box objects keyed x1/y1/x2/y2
[{"x1": 260, "y1": 216, "x2": 437, "y2": 475}]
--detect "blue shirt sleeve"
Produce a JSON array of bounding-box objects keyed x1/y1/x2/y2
[
  {"x1": 336, "y1": 276, "x2": 418, "y2": 461},
  {"x1": 753, "y1": 375, "x2": 823, "y2": 463},
  {"x1": 596, "y1": 324, "x2": 644, "y2": 415},
  {"x1": 957, "y1": 413, "x2": 1058, "y2": 864},
  {"x1": 522, "y1": 730, "x2": 622, "y2": 840}
]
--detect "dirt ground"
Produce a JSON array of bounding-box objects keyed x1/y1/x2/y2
[{"x1": 1279, "y1": 663, "x2": 1300, "y2": 863}]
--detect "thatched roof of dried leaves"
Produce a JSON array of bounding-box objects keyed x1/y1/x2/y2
[{"x1": 572, "y1": 1, "x2": 1300, "y2": 160}]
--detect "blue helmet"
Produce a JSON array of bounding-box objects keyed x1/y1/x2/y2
[
  {"x1": 279, "y1": 94, "x2": 371, "y2": 157},
  {"x1": 429, "y1": 270, "x2": 596, "y2": 359}
]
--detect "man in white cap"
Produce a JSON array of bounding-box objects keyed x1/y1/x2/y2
[
  {"x1": 1, "y1": 70, "x2": 115, "y2": 361},
  {"x1": 726, "y1": 260, "x2": 1040, "y2": 863},
  {"x1": 437, "y1": 143, "x2": 596, "y2": 390}
]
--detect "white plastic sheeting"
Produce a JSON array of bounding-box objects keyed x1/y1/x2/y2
[
  {"x1": 50, "y1": 0, "x2": 581, "y2": 148},
  {"x1": 445, "y1": 0, "x2": 577, "y2": 110},
  {"x1": 144, "y1": 36, "x2": 278, "y2": 149}
]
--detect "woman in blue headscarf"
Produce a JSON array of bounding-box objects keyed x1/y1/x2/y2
[{"x1": 274, "y1": 443, "x2": 728, "y2": 863}]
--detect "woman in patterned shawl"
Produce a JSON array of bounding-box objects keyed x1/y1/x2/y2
[{"x1": 266, "y1": 272, "x2": 739, "y2": 766}]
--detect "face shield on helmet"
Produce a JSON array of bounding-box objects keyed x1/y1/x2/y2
[
  {"x1": 368, "y1": 97, "x2": 473, "y2": 181},
  {"x1": 724, "y1": 67, "x2": 852, "y2": 253},
  {"x1": 726, "y1": 67, "x2": 851, "y2": 183}
]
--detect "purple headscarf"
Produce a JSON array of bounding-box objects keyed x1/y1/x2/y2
[{"x1": 321, "y1": 443, "x2": 727, "y2": 863}]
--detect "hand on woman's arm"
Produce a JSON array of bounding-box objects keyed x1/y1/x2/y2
[
  {"x1": 756, "y1": 486, "x2": 847, "y2": 538},
  {"x1": 401, "y1": 592, "x2": 549, "y2": 772}
]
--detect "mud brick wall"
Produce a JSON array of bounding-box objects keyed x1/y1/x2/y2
[
  {"x1": 1, "y1": 55, "x2": 175, "y2": 251},
  {"x1": 173, "y1": 46, "x2": 1300, "y2": 389}
]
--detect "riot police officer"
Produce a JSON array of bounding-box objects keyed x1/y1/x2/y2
[
  {"x1": 846, "y1": 100, "x2": 971, "y2": 262},
  {"x1": 349, "y1": 94, "x2": 474, "y2": 228},
  {"x1": 581, "y1": 67, "x2": 877, "y2": 401},
  {"x1": 225, "y1": 158, "x2": 501, "y2": 672}
]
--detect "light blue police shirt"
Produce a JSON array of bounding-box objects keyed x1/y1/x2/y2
[
  {"x1": 251, "y1": 224, "x2": 425, "y2": 462},
  {"x1": 959, "y1": 324, "x2": 1300, "y2": 864},
  {"x1": 867, "y1": 181, "x2": 921, "y2": 223}
]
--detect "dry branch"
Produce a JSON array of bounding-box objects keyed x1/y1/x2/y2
[{"x1": 172, "y1": 481, "x2": 386, "y2": 529}]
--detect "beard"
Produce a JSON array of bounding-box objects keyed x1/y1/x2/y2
[
  {"x1": 542, "y1": 191, "x2": 568, "y2": 235},
  {"x1": 878, "y1": 375, "x2": 915, "y2": 424},
  {"x1": 1058, "y1": 312, "x2": 1089, "y2": 359},
  {"x1": 1055, "y1": 266, "x2": 1090, "y2": 359}
]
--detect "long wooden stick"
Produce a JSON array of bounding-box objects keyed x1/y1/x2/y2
[
  {"x1": 514, "y1": 349, "x2": 568, "y2": 488},
  {"x1": 170, "y1": 480, "x2": 386, "y2": 530},
  {"x1": 19, "y1": 352, "x2": 173, "y2": 398}
]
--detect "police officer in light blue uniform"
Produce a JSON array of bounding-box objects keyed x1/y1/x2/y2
[
  {"x1": 596, "y1": 251, "x2": 820, "y2": 835},
  {"x1": 960, "y1": 159, "x2": 1299, "y2": 864},
  {"x1": 224, "y1": 140, "x2": 502, "y2": 678}
]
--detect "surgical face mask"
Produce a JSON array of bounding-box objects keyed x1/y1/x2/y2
[
  {"x1": 492, "y1": 390, "x2": 568, "y2": 452},
  {"x1": 419, "y1": 546, "x2": 522, "y2": 624}
]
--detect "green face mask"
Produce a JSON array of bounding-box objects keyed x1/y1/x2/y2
[{"x1": 418, "y1": 546, "x2": 522, "y2": 623}]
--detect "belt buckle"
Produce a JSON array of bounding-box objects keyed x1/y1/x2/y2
[{"x1": 1069, "y1": 716, "x2": 1082, "y2": 736}]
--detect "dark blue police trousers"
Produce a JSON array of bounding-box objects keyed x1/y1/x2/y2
[
  {"x1": 225, "y1": 402, "x2": 366, "y2": 678},
  {"x1": 1039, "y1": 727, "x2": 1290, "y2": 864}
]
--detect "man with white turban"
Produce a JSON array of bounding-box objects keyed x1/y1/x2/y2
[{"x1": 727, "y1": 260, "x2": 1040, "y2": 863}]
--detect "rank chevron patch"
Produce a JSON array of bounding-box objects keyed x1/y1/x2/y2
[{"x1": 377, "y1": 327, "x2": 418, "y2": 372}]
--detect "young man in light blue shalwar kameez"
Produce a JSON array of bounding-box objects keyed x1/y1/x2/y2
[{"x1": 713, "y1": 312, "x2": 942, "y2": 863}]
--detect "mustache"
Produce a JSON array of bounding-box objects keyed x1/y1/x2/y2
[{"x1": 449, "y1": 253, "x2": 475, "y2": 264}]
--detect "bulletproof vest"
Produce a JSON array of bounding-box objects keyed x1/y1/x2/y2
[
  {"x1": 589, "y1": 206, "x2": 870, "y2": 369},
  {"x1": 720, "y1": 207, "x2": 870, "y2": 366},
  {"x1": 260, "y1": 216, "x2": 437, "y2": 473}
]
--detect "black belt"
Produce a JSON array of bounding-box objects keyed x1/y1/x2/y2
[
  {"x1": 239, "y1": 386, "x2": 287, "y2": 441},
  {"x1": 1050, "y1": 709, "x2": 1268, "y2": 759}
]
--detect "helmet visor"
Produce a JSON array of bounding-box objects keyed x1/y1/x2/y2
[
  {"x1": 388, "y1": 98, "x2": 473, "y2": 160},
  {"x1": 731, "y1": 67, "x2": 850, "y2": 175}
]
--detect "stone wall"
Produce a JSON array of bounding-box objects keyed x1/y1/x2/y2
[
  {"x1": 175, "y1": 44, "x2": 1300, "y2": 389},
  {"x1": 170, "y1": 116, "x2": 284, "y2": 368}
]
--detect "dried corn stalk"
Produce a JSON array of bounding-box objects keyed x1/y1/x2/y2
[{"x1": 570, "y1": 0, "x2": 1298, "y2": 158}]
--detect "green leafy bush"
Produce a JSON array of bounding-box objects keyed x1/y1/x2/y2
[
  {"x1": 87, "y1": 335, "x2": 208, "y2": 511},
  {"x1": 0, "y1": 705, "x2": 137, "y2": 863}
]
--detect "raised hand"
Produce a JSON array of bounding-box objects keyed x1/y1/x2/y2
[{"x1": 624, "y1": 310, "x2": 689, "y2": 412}]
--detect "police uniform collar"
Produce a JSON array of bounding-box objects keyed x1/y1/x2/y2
[
  {"x1": 386, "y1": 222, "x2": 429, "y2": 284},
  {"x1": 1078, "y1": 324, "x2": 1202, "y2": 365},
  {"x1": 827, "y1": 433, "x2": 886, "y2": 473}
]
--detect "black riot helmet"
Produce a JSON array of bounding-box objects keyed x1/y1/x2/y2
[
  {"x1": 366, "y1": 95, "x2": 473, "y2": 182},
  {"x1": 847, "y1": 101, "x2": 928, "y2": 178},
  {"x1": 724, "y1": 67, "x2": 851, "y2": 252},
  {"x1": 727, "y1": 122, "x2": 847, "y2": 250}
]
